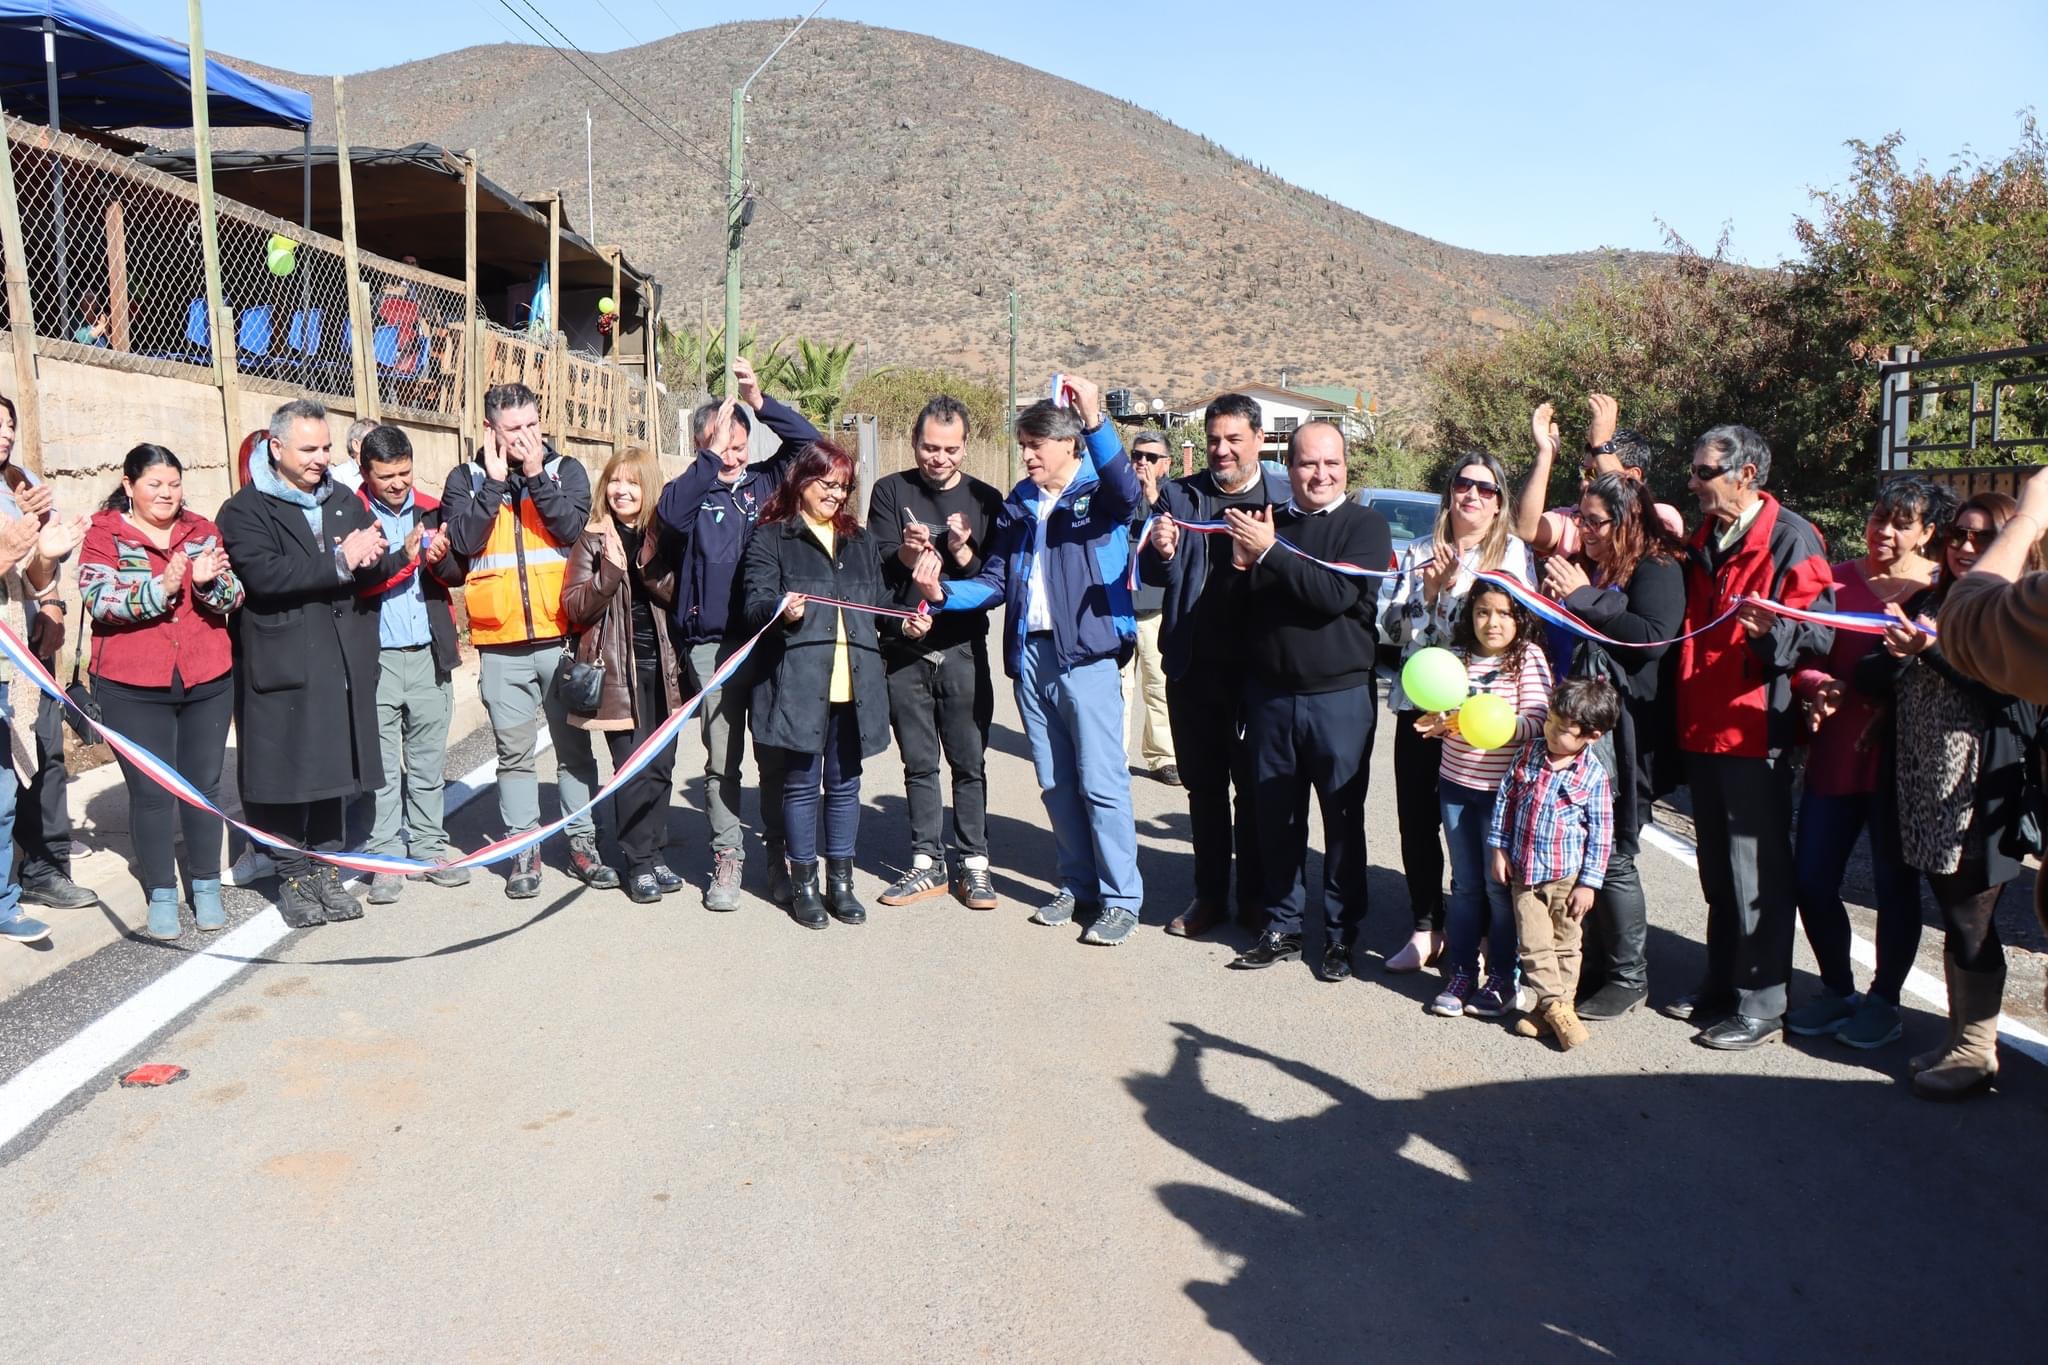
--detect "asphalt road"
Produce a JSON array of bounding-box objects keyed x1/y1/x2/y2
[{"x1": 1, "y1": 678, "x2": 2043, "y2": 1363}]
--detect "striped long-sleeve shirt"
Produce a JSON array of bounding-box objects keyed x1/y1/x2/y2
[
  {"x1": 1438, "y1": 647, "x2": 1553, "y2": 793},
  {"x1": 1486, "y1": 737, "x2": 1614, "y2": 890}
]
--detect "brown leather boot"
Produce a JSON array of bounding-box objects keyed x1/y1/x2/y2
[
  {"x1": 1541, "y1": 999, "x2": 1590, "y2": 1051},
  {"x1": 1910, "y1": 953, "x2": 1964, "y2": 1075},
  {"x1": 1914, "y1": 963, "x2": 2004, "y2": 1100}
]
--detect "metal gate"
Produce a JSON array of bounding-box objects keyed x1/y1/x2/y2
[{"x1": 1878, "y1": 342, "x2": 2048, "y2": 495}]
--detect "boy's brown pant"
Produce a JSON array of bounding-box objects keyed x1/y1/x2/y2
[{"x1": 1514, "y1": 877, "x2": 1583, "y2": 1006}]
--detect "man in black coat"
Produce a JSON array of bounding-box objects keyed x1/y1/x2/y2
[
  {"x1": 219, "y1": 399, "x2": 405, "y2": 928},
  {"x1": 1218, "y1": 421, "x2": 1392, "y2": 980}
]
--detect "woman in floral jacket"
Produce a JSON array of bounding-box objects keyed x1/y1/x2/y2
[{"x1": 77, "y1": 444, "x2": 243, "y2": 940}]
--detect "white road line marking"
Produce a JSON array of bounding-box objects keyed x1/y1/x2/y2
[
  {"x1": 0, "y1": 735, "x2": 537, "y2": 1149},
  {"x1": 1642, "y1": 818, "x2": 2048, "y2": 1068}
]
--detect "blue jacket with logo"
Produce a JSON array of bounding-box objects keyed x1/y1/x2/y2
[
  {"x1": 938, "y1": 421, "x2": 1140, "y2": 678},
  {"x1": 655, "y1": 395, "x2": 821, "y2": 646}
]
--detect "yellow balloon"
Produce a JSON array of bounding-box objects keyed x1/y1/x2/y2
[{"x1": 1458, "y1": 693, "x2": 1518, "y2": 751}]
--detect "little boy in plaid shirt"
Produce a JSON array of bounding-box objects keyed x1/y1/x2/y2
[{"x1": 1488, "y1": 676, "x2": 1621, "y2": 1050}]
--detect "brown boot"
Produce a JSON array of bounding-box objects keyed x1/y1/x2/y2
[
  {"x1": 1914, "y1": 963, "x2": 2004, "y2": 1100},
  {"x1": 1512, "y1": 1009, "x2": 1549, "y2": 1039},
  {"x1": 1166, "y1": 899, "x2": 1228, "y2": 939},
  {"x1": 1909, "y1": 953, "x2": 1964, "y2": 1075},
  {"x1": 1541, "y1": 999, "x2": 1590, "y2": 1050}
]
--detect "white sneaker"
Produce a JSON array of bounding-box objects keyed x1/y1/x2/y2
[{"x1": 226, "y1": 846, "x2": 276, "y2": 887}]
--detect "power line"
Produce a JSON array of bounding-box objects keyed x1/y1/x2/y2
[
  {"x1": 587, "y1": 0, "x2": 642, "y2": 48},
  {"x1": 647, "y1": 0, "x2": 686, "y2": 34}
]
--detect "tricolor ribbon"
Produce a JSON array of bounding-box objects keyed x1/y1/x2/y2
[{"x1": 0, "y1": 590, "x2": 922, "y2": 878}]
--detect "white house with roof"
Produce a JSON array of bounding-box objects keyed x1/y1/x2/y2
[{"x1": 1193, "y1": 383, "x2": 1374, "y2": 454}]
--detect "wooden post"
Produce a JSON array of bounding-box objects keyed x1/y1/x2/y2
[
  {"x1": 549, "y1": 334, "x2": 569, "y2": 448},
  {"x1": 606, "y1": 246, "x2": 622, "y2": 361},
  {"x1": 546, "y1": 192, "x2": 561, "y2": 339},
  {"x1": 469, "y1": 317, "x2": 488, "y2": 448},
  {"x1": 333, "y1": 76, "x2": 378, "y2": 421},
  {"x1": 186, "y1": 0, "x2": 241, "y2": 484},
  {"x1": 462, "y1": 148, "x2": 479, "y2": 452},
  {"x1": 0, "y1": 111, "x2": 45, "y2": 476},
  {"x1": 104, "y1": 199, "x2": 130, "y2": 352}
]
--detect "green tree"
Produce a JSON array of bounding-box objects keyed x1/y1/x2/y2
[
  {"x1": 655, "y1": 322, "x2": 792, "y2": 400},
  {"x1": 844, "y1": 367, "x2": 1007, "y2": 441},
  {"x1": 781, "y1": 337, "x2": 863, "y2": 428}
]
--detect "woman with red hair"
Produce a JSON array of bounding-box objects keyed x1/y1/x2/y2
[{"x1": 741, "y1": 442, "x2": 931, "y2": 928}]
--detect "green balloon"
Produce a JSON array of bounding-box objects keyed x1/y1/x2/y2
[
  {"x1": 1401, "y1": 646, "x2": 1468, "y2": 713},
  {"x1": 265, "y1": 235, "x2": 297, "y2": 277}
]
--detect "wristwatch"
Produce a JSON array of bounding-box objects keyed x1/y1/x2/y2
[{"x1": 1585, "y1": 437, "x2": 1623, "y2": 456}]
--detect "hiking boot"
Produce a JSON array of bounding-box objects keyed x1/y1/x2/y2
[
  {"x1": 764, "y1": 840, "x2": 792, "y2": 907},
  {"x1": 19, "y1": 873, "x2": 96, "y2": 910},
  {"x1": 880, "y1": 859, "x2": 947, "y2": 906},
  {"x1": 1786, "y1": 991, "x2": 1859, "y2": 1038},
  {"x1": 314, "y1": 866, "x2": 363, "y2": 922},
  {"x1": 191, "y1": 879, "x2": 226, "y2": 932},
  {"x1": 1512, "y1": 1008, "x2": 1550, "y2": 1039},
  {"x1": 955, "y1": 858, "x2": 998, "y2": 911},
  {"x1": 0, "y1": 912, "x2": 50, "y2": 944},
  {"x1": 705, "y1": 848, "x2": 744, "y2": 912},
  {"x1": 1837, "y1": 995, "x2": 1904, "y2": 1050},
  {"x1": 787, "y1": 860, "x2": 827, "y2": 930},
  {"x1": 626, "y1": 872, "x2": 663, "y2": 905},
  {"x1": 367, "y1": 873, "x2": 404, "y2": 906},
  {"x1": 567, "y1": 835, "x2": 619, "y2": 889},
  {"x1": 1082, "y1": 906, "x2": 1138, "y2": 946},
  {"x1": 825, "y1": 857, "x2": 866, "y2": 925},
  {"x1": 1542, "y1": 999, "x2": 1591, "y2": 1050},
  {"x1": 142, "y1": 887, "x2": 182, "y2": 941},
  {"x1": 506, "y1": 848, "x2": 542, "y2": 900},
  {"x1": 421, "y1": 865, "x2": 472, "y2": 888},
  {"x1": 276, "y1": 875, "x2": 326, "y2": 928}
]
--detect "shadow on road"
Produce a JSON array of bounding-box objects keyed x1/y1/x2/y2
[{"x1": 1128, "y1": 1020, "x2": 2048, "y2": 1362}]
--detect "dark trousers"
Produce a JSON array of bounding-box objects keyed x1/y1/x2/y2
[
  {"x1": 95, "y1": 676, "x2": 234, "y2": 892},
  {"x1": 781, "y1": 703, "x2": 863, "y2": 865},
  {"x1": 243, "y1": 796, "x2": 345, "y2": 881},
  {"x1": 1794, "y1": 789, "x2": 1923, "y2": 1002},
  {"x1": 19, "y1": 686, "x2": 74, "y2": 883},
  {"x1": 1392, "y1": 713, "x2": 1445, "y2": 931},
  {"x1": 605, "y1": 662, "x2": 679, "y2": 877},
  {"x1": 1246, "y1": 680, "x2": 1374, "y2": 942},
  {"x1": 1687, "y1": 751, "x2": 1797, "y2": 1021},
  {"x1": 1581, "y1": 729, "x2": 1648, "y2": 994},
  {"x1": 885, "y1": 640, "x2": 992, "y2": 860},
  {"x1": 1166, "y1": 665, "x2": 1261, "y2": 914}
]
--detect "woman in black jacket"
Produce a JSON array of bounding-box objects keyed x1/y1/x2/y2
[
  {"x1": 1858, "y1": 492, "x2": 2044, "y2": 1099},
  {"x1": 1539, "y1": 472, "x2": 1687, "y2": 1019},
  {"x1": 741, "y1": 442, "x2": 930, "y2": 928}
]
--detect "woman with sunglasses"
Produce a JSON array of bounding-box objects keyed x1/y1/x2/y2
[
  {"x1": 1858, "y1": 492, "x2": 2043, "y2": 1098},
  {"x1": 1777, "y1": 479, "x2": 1951, "y2": 1049},
  {"x1": 742, "y1": 441, "x2": 931, "y2": 929},
  {"x1": 1382, "y1": 450, "x2": 1534, "y2": 972},
  {"x1": 1537, "y1": 472, "x2": 1686, "y2": 1019}
]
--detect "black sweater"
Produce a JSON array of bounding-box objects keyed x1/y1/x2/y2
[
  {"x1": 869, "y1": 468, "x2": 1006, "y2": 657},
  {"x1": 1236, "y1": 501, "x2": 1393, "y2": 693}
]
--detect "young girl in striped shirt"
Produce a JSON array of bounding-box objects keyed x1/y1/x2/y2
[{"x1": 1418, "y1": 581, "x2": 1553, "y2": 1018}]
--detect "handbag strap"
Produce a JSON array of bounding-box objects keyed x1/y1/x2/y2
[{"x1": 68, "y1": 605, "x2": 90, "y2": 687}]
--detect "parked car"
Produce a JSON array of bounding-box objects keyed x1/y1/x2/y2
[{"x1": 1353, "y1": 488, "x2": 1442, "y2": 649}]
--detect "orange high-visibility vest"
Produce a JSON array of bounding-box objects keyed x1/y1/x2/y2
[{"x1": 463, "y1": 457, "x2": 573, "y2": 645}]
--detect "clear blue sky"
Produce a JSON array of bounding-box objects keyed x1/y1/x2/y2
[{"x1": 127, "y1": 0, "x2": 2044, "y2": 264}]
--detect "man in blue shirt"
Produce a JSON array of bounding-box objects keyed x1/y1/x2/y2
[
  {"x1": 912, "y1": 374, "x2": 1146, "y2": 946},
  {"x1": 356, "y1": 426, "x2": 468, "y2": 905}
]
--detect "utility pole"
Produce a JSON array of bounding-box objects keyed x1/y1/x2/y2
[
  {"x1": 1007, "y1": 287, "x2": 1019, "y2": 487},
  {"x1": 724, "y1": 1, "x2": 827, "y2": 398},
  {"x1": 585, "y1": 107, "x2": 595, "y2": 241}
]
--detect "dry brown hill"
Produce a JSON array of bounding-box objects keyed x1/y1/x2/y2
[{"x1": 209, "y1": 20, "x2": 1643, "y2": 407}]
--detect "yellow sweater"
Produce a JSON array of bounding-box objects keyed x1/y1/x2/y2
[{"x1": 803, "y1": 513, "x2": 853, "y2": 703}]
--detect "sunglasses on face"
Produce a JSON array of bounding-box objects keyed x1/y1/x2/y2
[
  {"x1": 1691, "y1": 464, "x2": 1734, "y2": 483},
  {"x1": 1949, "y1": 525, "x2": 1994, "y2": 548},
  {"x1": 1135, "y1": 451, "x2": 1171, "y2": 464},
  {"x1": 1451, "y1": 474, "x2": 1500, "y2": 499}
]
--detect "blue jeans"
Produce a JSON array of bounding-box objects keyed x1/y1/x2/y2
[
  {"x1": 1794, "y1": 789, "x2": 1923, "y2": 1003},
  {"x1": 779, "y1": 703, "x2": 863, "y2": 865},
  {"x1": 1441, "y1": 779, "x2": 1515, "y2": 980},
  {"x1": 0, "y1": 695, "x2": 23, "y2": 923},
  {"x1": 1014, "y1": 638, "x2": 1143, "y2": 912}
]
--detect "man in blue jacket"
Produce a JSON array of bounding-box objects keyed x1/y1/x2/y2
[
  {"x1": 913, "y1": 374, "x2": 1146, "y2": 945},
  {"x1": 656, "y1": 357, "x2": 821, "y2": 910},
  {"x1": 1140, "y1": 393, "x2": 1291, "y2": 940}
]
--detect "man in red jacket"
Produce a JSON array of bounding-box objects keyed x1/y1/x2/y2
[{"x1": 1664, "y1": 425, "x2": 1835, "y2": 1050}]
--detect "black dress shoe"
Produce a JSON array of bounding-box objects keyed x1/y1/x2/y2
[
  {"x1": 652, "y1": 863, "x2": 684, "y2": 895},
  {"x1": 1229, "y1": 931, "x2": 1303, "y2": 969},
  {"x1": 1662, "y1": 988, "x2": 1737, "y2": 1024},
  {"x1": 18, "y1": 874, "x2": 97, "y2": 909},
  {"x1": 1577, "y1": 983, "x2": 1648, "y2": 1021},
  {"x1": 1320, "y1": 943, "x2": 1354, "y2": 982},
  {"x1": 626, "y1": 872, "x2": 663, "y2": 905},
  {"x1": 1696, "y1": 1014, "x2": 1782, "y2": 1051}
]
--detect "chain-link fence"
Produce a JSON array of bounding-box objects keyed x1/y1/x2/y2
[{"x1": 5, "y1": 113, "x2": 652, "y2": 449}]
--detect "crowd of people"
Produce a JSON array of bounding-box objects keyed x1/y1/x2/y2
[{"x1": 0, "y1": 370, "x2": 2044, "y2": 1100}]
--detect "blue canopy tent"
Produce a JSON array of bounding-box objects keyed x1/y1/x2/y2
[{"x1": 0, "y1": 0, "x2": 311, "y2": 336}]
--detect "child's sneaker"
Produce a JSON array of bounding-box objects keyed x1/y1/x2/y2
[
  {"x1": 1431, "y1": 969, "x2": 1476, "y2": 1017},
  {"x1": 1541, "y1": 999, "x2": 1591, "y2": 1050},
  {"x1": 1466, "y1": 974, "x2": 1517, "y2": 1018}
]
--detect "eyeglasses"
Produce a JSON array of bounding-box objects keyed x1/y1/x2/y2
[
  {"x1": 1451, "y1": 474, "x2": 1500, "y2": 500},
  {"x1": 814, "y1": 480, "x2": 850, "y2": 495},
  {"x1": 1578, "y1": 513, "x2": 1614, "y2": 532},
  {"x1": 1949, "y1": 525, "x2": 1994, "y2": 548},
  {"x1": 1690, "y1": 464, "x2": 1733, "y2": 483}
]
